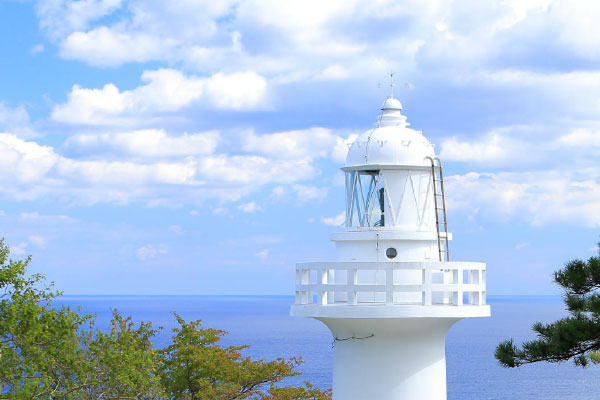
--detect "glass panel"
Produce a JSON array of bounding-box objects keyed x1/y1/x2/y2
[{"x1": 345, "y1": 170, "x2": 387, "y2": 228}]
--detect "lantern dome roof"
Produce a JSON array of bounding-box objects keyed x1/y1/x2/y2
[{"x1": 345, "y1": 96, "x2": 435, "y2": 169}]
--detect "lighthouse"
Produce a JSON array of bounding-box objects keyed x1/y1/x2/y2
[{"x1": 290, "y1": 88, "x2": 490, "y2": 400}]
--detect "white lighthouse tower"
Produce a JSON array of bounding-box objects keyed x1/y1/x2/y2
[{"x1": 290, "y1": 87, "x2": 490, "y2": 400}]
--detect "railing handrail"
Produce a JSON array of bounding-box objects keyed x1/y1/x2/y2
[
  {"x1": 297, "y1": 261, "x2": 485, "y2": 270},
  {"x1": 294, "y1": 260, "x2": 486, "y2": 307}
]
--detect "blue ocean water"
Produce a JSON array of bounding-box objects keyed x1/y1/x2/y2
[{"x1": 56, "y1": 295, "x2": 598, "y2": 399}]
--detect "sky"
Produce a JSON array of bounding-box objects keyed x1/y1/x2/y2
[{"x1": 1, "y1": 0, "x2": 599, "y2": 295}]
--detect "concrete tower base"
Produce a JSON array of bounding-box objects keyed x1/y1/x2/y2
[{"x1": 319, "y1": 318, "x2": 460, "y2": 400}]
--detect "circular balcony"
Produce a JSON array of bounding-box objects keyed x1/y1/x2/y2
[{"x1": 290, "y1": 261, "x2": 490, "y2": 319}]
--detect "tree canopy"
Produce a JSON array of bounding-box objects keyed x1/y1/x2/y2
[
  {"x1": 0, "y1": 238, "x2": 331, "y2": 399},
  {"x1": 495, "y1": 242, "x2": 600, "y2": 368}
]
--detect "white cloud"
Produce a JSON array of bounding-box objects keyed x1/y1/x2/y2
[
  {"x1": 0, "y1": 103, "x2": 37, "y2": 139},
  {"x1": 197, "y1": 155, "x2": 316, "y2": 185},
  {"x1": 19, "y1": 212, "x2": 77, "y2": 223},
  {"x1": 63, "y1": 129, "x2": 219, "y2": 158},
  {"x1": 242, "y1": 128, "x2": 354, "y2": 162},
  {"x1": 169, "y1": 225, "x2": 182, "y2": 234},
  {"x1": 40, "y1": 0, "x2": 235, "y2": 66},
  {"x1": 212, "y1": 207, "x2": 227, "y2": 215},
  {"x1": 440, "y1": 133, "x2": 525, "y2": 164},
  {"x1": 30, "y1": 44, "x2": 45, "y2": 55},
  {"x1": 271, "y1": 186, "x2": 286, "y2": 197},
  {"x1": 0, "y1": 134, "x2": 59, "y2": 189},
  {"x1": 0, "y1": 133, "x2": 325, "y2": 205},
  {"x1": 37, "y1": 0, "x2": 124, "y2": 40},
  {"x1": 36, "y1": 0, "x2": 598, "y2": 86},
  {"x1": 61, "y1": 27, "x2": 174, "y2": 67},
  {"x1": 28, "y1": 235, "x2": 48, "y2": 248},
  {"x1": 204, "y1": 72, "x2": 268, "y2": 110},
  {"x1": 515, "y1": 242, "x2": 529, "y2": 250},
  {"x1": 9, "y1": 242, "x2": 27, "y2": 255},
  {"x1": 254, "y1": 249, "x2": 269, "y2": 260},
  {"x1": 331, "y1": 134, "x2": 358, "y2": 163},
  {"x1": 292, "y1": 184, "x2": 326, "y2": 203},
  {"x1": 318, "y1": 65, "x2": 350, "y2": 80},
  {"x1": 238, "y1": 202, "x2": 263, "y2": 213},
  {"x1": 554, "y1": 129, "x2": 600, "y2": 148},
  {"x1": 51, "y1": 69, "x2": 268, "y2": 125},
  {"x1": 320, "y1": 211, "x2": 346, "y2": 226},
  {"x1": 446, "y1": 169, "x2": 600, "y2": 227},
  {"x1": 136, "y1": 243, "x2": 168, "y2": 260}
]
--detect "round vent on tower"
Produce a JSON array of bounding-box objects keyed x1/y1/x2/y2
[{"x1": 386, "y1": 248, "x2": 397, "y2": 259}]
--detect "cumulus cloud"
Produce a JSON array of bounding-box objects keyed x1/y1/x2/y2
[
  {"x1": 0, "y1": 132, "x2": 329, "y2": 205},
  {"x1": 37, "y1": 0, "x2": 124, "y2": 40},
  {"x1": 63, "y1": 129, "x2": 219, "y2": 158},
  {"x1": 242, "y1": 128, "x2": 355, "y2": 162},
  {"x1": 554, "y1": 128, "x2": 600, "y2": 148},
  {"x1": 292, "y1": 184, "x2": 327, "y2": 204},
  {"x1": 30, "y1": 44, "x2": 45, "y2": 55},
  {"x1": 253, "y1": 249, "x2": 269, "y2": 260},
  {"x1": 136, "y1": 243, "x2": 168, "y2": 260},
  {"x1": 440, "y1": 133, "x2": 526, "y2": 164},
  {"x1": 445, "y1": 169, "x2": 600, "y2": 227},
  {"x1": 9, "y1": 242, "x2": 27, "y2": 255},
  {"x1": 61, "y1": 27, "x2": 174, "y2": 67},
  {"x1": 19, "y1": 212, "x2": 77, "y2": 223},
  {"x1": 28, "y1": 235, "x2": 48, "y2": 248},
  {"x1": 320, "y1": 211, "x2": 346, "y2": 226},
  {"x1": 35, "y1": 0, "x2": 600, "y2": 87},
  {"x1": 238, "y1": 202, "x2": 262, "y2": 213},
  {"x1": 0, "y1": 103, "x2": 37, "y2": 139},
  {"x1": 51, "y1": 69, "x2": 268, "y2": 125}
]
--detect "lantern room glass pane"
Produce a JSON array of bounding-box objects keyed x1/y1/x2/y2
[{"x1": 345, "y1": 170, "x2": 385, "y2": 228}]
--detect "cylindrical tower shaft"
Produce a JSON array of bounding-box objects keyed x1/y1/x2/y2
[{"x1": 322, "y1": 318, "x2": 458, "y2": 400}]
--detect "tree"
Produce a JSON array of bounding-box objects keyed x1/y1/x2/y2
[
  {"x1": 159, "y1": 314, "x2": 330, "y2": 400},
  {"x1": 0, "y1": 239, "x2": 331, "y2": 399},
  {"x1": 495, "y1": 242, "x2": 600, "y2": 368},
  {"x1": 0, "y1": 238, "x2": 161, "y2": 399}
]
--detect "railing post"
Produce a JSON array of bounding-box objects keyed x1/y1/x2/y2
[
  {"x1": 349, "y1": 268, "x2": 357, "y2": 305},
  {"x1": 455, "y1": 266, "x2": 463, "y2": 305},
  {"x1": 386, "y1": 266, "x2": 393, "y2": 305},
  {"x1": 422, "y1": 267, "x2": 432, "y2": 306},
  {"x1": 327, "y1": 269, "x2": 334, "y2": 304},
  {"x1": 301, "y1": 269, "x2": 309, "y2": 304},
  {"x1": 320, "y1": 268, "x2": 328, "y2": 305}
]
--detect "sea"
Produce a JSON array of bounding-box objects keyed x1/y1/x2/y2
[{"x1": 56, "y1": 295, "x2": 599, "y2": 400}]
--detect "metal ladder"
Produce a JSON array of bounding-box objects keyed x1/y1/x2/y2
[{"x1": 427, "y1": 157, "x2": 450, "y2": 262}]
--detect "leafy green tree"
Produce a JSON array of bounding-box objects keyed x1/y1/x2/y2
[
  {"x1": 78, "y1": 311, "x2": 164, "y2": 399},
  {"x1": 0, "y1": 239, "x2": 331, "y2": 399},
  {"x1": 495, "y1": 243, "x2": 600, "y2": 367},
  {"x1": 158, "y1": 315, "x2": 330, "y2": 400},
  {"x1": 0, "y1": 238, "x2": 161, "y2": 399}
]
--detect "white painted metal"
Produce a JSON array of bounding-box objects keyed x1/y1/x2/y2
[{"x1": 290, "y1": 90, "x2": 490, "y2": 400}]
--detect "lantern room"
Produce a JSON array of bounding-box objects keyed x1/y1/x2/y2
[{"x1": 343, "y1": 95, "x2": 437, "y2": 233}]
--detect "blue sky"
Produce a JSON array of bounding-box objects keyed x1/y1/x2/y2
[{"x1": 1, "y1": 0, "x2": 599, "y2": 295}]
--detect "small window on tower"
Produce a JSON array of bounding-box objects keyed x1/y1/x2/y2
[{"x1": 386, "y1": 248, "x2": 397, "y2": 259}]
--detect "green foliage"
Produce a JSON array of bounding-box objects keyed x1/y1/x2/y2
[
  {"x1": 495, "y1": 242, "x2": 600, "y2": 368},
  {"x1": 0, "y1": 238, "x2": 331, "y2": 399},
  {"x1": 159, "y1": 315, "x2": 330, "y2": 400}
]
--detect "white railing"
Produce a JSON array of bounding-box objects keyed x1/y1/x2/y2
[{"x1": 295, "y1": 261, "x2": 486, "y2": 306}]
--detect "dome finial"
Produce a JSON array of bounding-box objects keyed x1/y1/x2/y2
[
  {"x1": 380, "y1": 71, "x2": 409, "y2": 100},
  {"x1": 389, "y1": 70, "x2": 396, "y2": 98}
]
